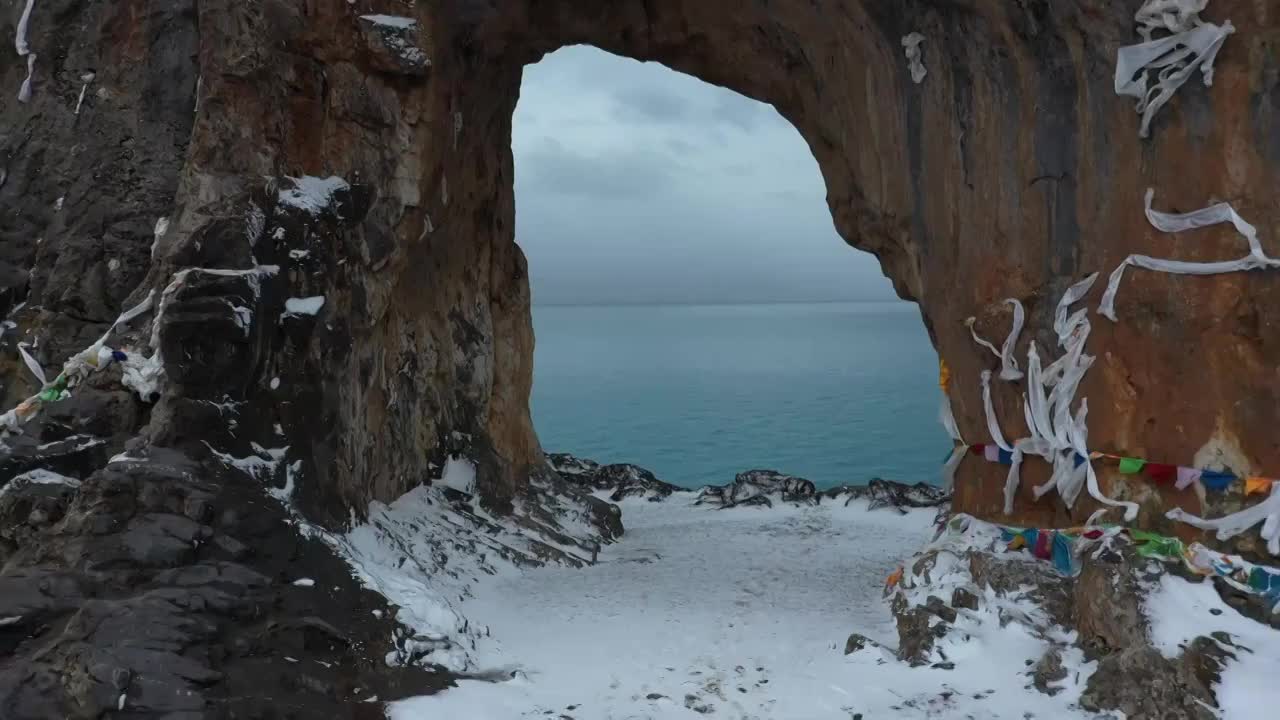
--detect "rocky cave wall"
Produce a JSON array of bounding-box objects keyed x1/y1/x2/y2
[{"x1": 3, "y1": 0, "x2": 1280, "y2": 545}]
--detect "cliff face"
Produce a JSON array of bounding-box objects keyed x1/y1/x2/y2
[
  {"x1": 1, "y1": 0, "x2": 1279, "y2": 712},
  {"x1": 6, "y1": 0, "x2": 1275, "y2": 529}
]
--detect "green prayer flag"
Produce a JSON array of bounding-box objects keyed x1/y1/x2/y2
[
  {"x1": 1129, "y1": 529, "x2": 1184, "y2": 559},
  {"x1": 1118, "y1": 457, "x2": 1146, "y2": 474}
]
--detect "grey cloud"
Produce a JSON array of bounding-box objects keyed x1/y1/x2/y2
[
  {"x1": 612, "y1": 85, "x2": 690, "y2": 124},
  {"x1": 520, "y1": 137, "x2": 675, "y2": 199},
  {"x1": 513, "y1": 46, "x2": 895, "y2": 305},
  {"x1": 710, "y1": 90, "x2": 764, "y2": 131}
]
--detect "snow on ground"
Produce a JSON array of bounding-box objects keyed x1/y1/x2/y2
[
  {"x1": 386, "y1": 495, "x2": 1116, "y2": 719},
  {"x1": 1145, "y1": 573, "x2": 1280, "y2": 720}
]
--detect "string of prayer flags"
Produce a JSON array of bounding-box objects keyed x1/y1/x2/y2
[
  {"x1": 958, "y1": 439, "x2": 1279, "y2": 497},
  {"x1": 1000, "y1": 527, "x2": 1079, "y2": 575}
]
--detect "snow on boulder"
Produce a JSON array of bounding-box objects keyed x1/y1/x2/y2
[
  {"x1": 277, "y1": 176, "x2": 350, "y2": 215},
  {"x1": 822, "y1": 478, "x2": 950, "y2": 513},
  {"x1": 281, "y1": 296, "x2": 325, "y2": 319},
  {"x1": 438, "y1": 455, "x2": 476, "y2": 495},
  {"x1": 547, "y1": 453, "x2": 678, "y2": 502},
  {"x1": 696, "y1": 469, "x2": 819, "y2": 509}
]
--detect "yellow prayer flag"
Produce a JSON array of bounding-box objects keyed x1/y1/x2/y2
[{"x1": 1245, "y1": 476, "x2": 1273, "y2": 496}]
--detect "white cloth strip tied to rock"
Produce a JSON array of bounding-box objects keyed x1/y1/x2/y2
[
  {"x1": 940, "y1": 444, "x2": 967, "y2": 491},
  {"x1": 1170, "y1": 482, "x2": 1280, "y2": 555},
  {"x1": 901, "y1": 32, "x2": 926, "y2": 84},
  {"x1": 965, "y1": 299, "x2": 1025, "y2": 382},
  {"x1": 16, "y1": 343, "x2": 46, "y2": 386},
  {"x1": 1115, "y1": 0, "x2": 1234, "y2": 138},
  {"x1": 0, "y1": 290, "x2": 155, "y2": 434},
  {"x1": 14, "y1": 0, "x2": 37, "y2": 103},
  {"x1": 1099, "y1": 189, "x2": 1278, "y2": 320},
  {"x1": 980, "y1": 370, "x2": 1012, "y2": 453},
  {"x1": 976, "y1": 272, "x2": 1136, "y2": 519}
]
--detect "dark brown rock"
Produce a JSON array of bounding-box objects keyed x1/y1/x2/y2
[
  {"x1": 844, "y1": 632, "x2": 879, "y2": 655},
  {"x1": 950, "y1": 587, "x2": 979, "y2": 611}
]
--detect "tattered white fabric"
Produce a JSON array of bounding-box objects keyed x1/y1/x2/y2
[
  {"x1": 975, "y1": 273, "x2": 1136, "y2": 518},
  {"x1": 980, "y1": 370, "x2": 1011, "y2": 452},
  {"x1": 1169, "y1": 482, "x2": 1280, "y2": 555},
  {"x1": 1069, "y1": 400, "x2": 1139, "y2": 522},
  {"x1": 940, "y1": 443, "x2": 967, "y2": 492},
  {"x1": 16, "y1": 343, "x2": 45, "y2": 386},
  {"x1": 965, "y1": 300, "x2": 1025, "y2": 381},
  {"x1": 939, "y1": 394, "x2": 963, "y2": 444},
  {"x1": 1135, "y1": 0, "x2": 1208, "y2": 35},
  {"x1": 1115, "y1": 1, "x2": 1234, "y2": 138},
  {"x1": 74, "y1": 72, "x2": 94, "y2": 115},
  {"x1": 17, "y1": 54, "x2": 35, "y2": 103},
  {"x1": 966, "y1": 317, "x2": 1001, "y2": 360},
  {"x1": 0, "y1": 291, "x2": 155, "y2": 434},
  {"x1": 1099, "y1": 189, "x2": 1278, "y2": 320},
  {"x1": 998, "y1": 299, "x2": 1025, "y2": 381},
  {"x1": 901, "y1": 32, "x2": 926, "y2": 84},
  {"x1": 15, "y1": 0, "x2": 36, "y2": 55},
  {"x1": 1053, "y1": 273, "x2": 1098, "y2": 346}
]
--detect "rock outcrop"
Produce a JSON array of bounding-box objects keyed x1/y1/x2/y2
[
  {"x1": 696, "y1": 469, "x2": 821, "y2": 508},
  {"x1": 881, "y1": 521, "x2": 1269, "y2": 718},
  {"x1": 823, "y1": 478, "x2": 951, "y2": 512},
  {"x1": 551, "y1": 454, "x2": 949, "y2": 512},
  {"x1": 4, "y1": 0, "x2": 1280, "y2": 712},
  {"x1": 548, "y1": 453, "x2": 681, "y2": 502}
]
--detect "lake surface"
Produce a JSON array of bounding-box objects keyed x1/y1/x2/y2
[{"x1": 530, "y1": 302, "x2": 947, "y2": 489}]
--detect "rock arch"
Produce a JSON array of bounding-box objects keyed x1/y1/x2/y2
[
  {"x1": 3, "y1": 0, "x2": 1279, "y2": 531},
  {"x1": 4, "y1": 0, "x2": 1280, "y2": 713}
]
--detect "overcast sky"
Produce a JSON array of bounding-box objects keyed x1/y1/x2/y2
[{"x1": 513, "y1": 46, "x2": 896, "y2": 306}]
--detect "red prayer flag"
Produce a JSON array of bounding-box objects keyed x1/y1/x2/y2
[
  {"x1": 1144, "y1": 463, "x2": 1177, "y2": 484},
  {"x1": 970, "y1": 444, "x2": 986, "y2": 456}
]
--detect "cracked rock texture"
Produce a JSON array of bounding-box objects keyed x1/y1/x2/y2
[{"x1": 3, "y1": 0, "x2": 1280, "y2": 714}]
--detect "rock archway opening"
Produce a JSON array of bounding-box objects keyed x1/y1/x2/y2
[{"x1": 513, "y1": 46, "x2": 946, "y2": 490}]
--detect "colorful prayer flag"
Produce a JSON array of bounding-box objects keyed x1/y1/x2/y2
[
  {"x1": 1245, "y1": 476, "x2": 1273, "y2": 496},
  {"x1": 1118, "y1": 457, "x2": 1146, "y2": 474},
  {"x1": 997, "y1": 449, "x2": 1014, "y2": 465},
  {"x1": 1199, "y1": 470, "x2": 1235, "y2": 491},
  {"x1": 1144, "y1": 463, "x2": 1177, "y2": 484},
  {"x1": 1175, "y1": 467, "x2": 1202, "y2": 490},
  {"x1": 984, "y1": 445, "x2": 1001, "y2": 463}
]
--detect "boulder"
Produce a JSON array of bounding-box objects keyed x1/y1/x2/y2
[
  {"x1": 547, "y1": 453, "x2": 680, "y2": 502},
  {"x1": 697, "y1": 469, "x2": 819, "y2": 509},
  {"x1": 823, "y1": 478, "x2": 950, "y2": 513}
]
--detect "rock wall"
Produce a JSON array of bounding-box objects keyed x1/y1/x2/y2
[
  {"x1": 2, "y1": 0, "x2": 1280, "y2": 708},
  {"x1": 5, "y1": 0, "x2": 1280, "y2": 534}
]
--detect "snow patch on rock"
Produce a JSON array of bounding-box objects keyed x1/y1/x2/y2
[
  {"x1": 281, "y1": 296, "x2": 325, "y2": 319},
  {"x1": 277, "y1": 176, "x2": 350, "y2": 215}
]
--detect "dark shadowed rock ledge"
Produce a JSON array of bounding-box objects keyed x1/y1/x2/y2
[{"x1": 549, "y1": 454, "x2": 950, "y2": 513}]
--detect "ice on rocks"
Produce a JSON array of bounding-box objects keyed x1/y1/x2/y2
[
  {"x1": 277, "y1": 176, "x2": 350, "y2": 214},
  {"x1": 281, "y1": 296, "x2": 325, "y2": 319}
]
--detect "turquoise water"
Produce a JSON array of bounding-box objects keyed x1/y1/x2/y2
[{"x1": 530, "y1": 302, "x2": 947, "y2": 489}]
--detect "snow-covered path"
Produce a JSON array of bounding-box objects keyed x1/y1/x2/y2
[{"x1": 391, "y1": 496, "x2": 936, "y2": 718}]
